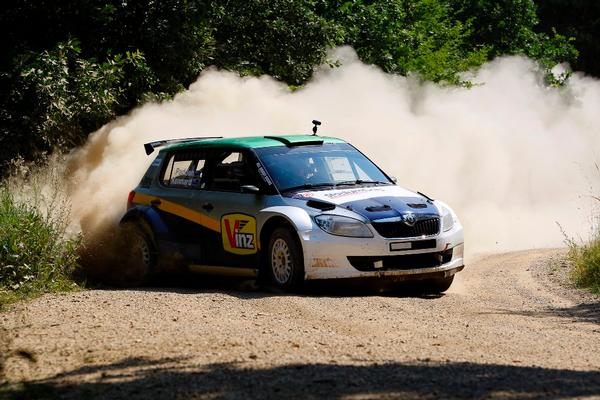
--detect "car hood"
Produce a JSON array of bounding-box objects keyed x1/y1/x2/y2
[{"x1": 290, "y1": 185, "x2": 440, "y2": 222}]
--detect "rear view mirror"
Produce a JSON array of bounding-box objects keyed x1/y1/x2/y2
[
  {"x1": 241, "y1": 185, "x2": 261, "y2": 194},
  {"x1": 390, "y1": 176, "x2": 398, "y2": 184}
]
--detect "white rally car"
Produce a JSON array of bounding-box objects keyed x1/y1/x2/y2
[{"x1": 122, "y1": 127, "x2": 464, "y2": 293}]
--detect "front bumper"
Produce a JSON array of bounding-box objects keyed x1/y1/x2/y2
[{"x1": 300, "y1": 223, "x2": 465, "y2": 280}]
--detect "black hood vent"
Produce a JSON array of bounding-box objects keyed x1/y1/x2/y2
[
  {"x1": 365, "y1": 205, "x2": 392, "y2": 212},
  {"x1": 341, "y1": 196, "x2": 439, "y2": 222},
  {"x1": 306, "y1": 199, "x2": 336, "y2": 211}
]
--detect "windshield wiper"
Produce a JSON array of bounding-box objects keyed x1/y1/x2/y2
[
  {"x1": 280, "y1": 183, "x2": 336, "y2": 193},
  {"x1": 335, "y1": 180, "x2": 389, "y2": 187}
]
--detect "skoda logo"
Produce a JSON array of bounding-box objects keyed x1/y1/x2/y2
[{"x1": 403, "y1": 212, "x2": 417, "y2": 226}]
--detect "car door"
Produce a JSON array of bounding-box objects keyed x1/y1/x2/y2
[
  {"x1": 154, "y1": 149, "x2": 217, "y2": 264},
  {"x1": 200, "y1": 148, "x2": 269, "y2": 269}
]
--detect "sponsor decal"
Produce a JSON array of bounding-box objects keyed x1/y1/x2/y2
[
  {"x1": 294, "y1": 187, "x2": 385, "y2": 201},
  {"x1": 256, "y1": 162, "x2": 273, "y2": 186},
  {"x1": 324, "y1": 187, "x2": 385, "y2": 199},
  {"x1": 170, "y1": 170, "x2": 203, "y2": 187},
  {"x1": 221, "y1": 213, "x2": 258, "y2": 255},
  {"x1": 294, "y1": 191, "x2": 315, "y2": 199},
  {"x1": 294, "y1": 187, "x2": 386, "y2": 200}
]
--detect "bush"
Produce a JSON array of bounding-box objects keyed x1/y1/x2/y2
[
  {"x1": 0, "y1": 38, "x2": 156, "y2": 166},
  {"x1": 0, "y1": 159, "x2": 81, "y2": 308},
  {"x1": 568, "y1": 233, "x2": 600, "y2": 294}
]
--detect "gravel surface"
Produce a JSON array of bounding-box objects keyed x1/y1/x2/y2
[{"x1": 1, "y1": 249, "x2": 599, "y2": 399}]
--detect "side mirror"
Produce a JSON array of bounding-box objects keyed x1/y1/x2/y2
[
  {"x1": 390, "y1": 176, "x2": 398, "y2": 184},
  {"x1": 240, "y1": 185, "x2": 261, "y2": 194}
]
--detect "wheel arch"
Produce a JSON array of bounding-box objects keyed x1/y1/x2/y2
[
  {"x1": 258, "y1": 207, "x2": 311, "y2": 275},
  {"x1": 120, "y1": 206, "x2": 171, "y2": 242}
]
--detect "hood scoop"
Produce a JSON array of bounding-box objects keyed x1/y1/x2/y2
[
  {"x1": 365, "y1": 205, "x2": 392, "y2": 212},
  {"x1": 407, "y1": 203, "x2": 428, "y2": 209},
  {"x1": 306, "y1": 199, "x2": 336, "y2": 211}
]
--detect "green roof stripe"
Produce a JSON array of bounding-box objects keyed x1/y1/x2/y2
[{"x1": 163, "y1": 135, "x2": 345, "y2": 152}]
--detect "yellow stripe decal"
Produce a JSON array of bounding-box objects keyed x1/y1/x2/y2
[{"x1": 133, "y1": 192, "x2": 221, "y2": 232}]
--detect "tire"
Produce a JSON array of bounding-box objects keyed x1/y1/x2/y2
[
  {"x1": 267, "y1": 227, "x2": 305, "y2": 291},
  {"x1": 119, "y1": 220, "x2": 157, "y2": 286},
  {"x1": 419, "y1": 275, "x2": 454, "y2": 294}
]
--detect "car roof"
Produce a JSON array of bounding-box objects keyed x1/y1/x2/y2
[{"x1": 161, "y1": 135, "x2": 347, "y2": 153}]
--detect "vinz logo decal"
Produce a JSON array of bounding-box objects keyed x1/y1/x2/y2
[
  {"x1": 221, "y1": 214, "x2": 257, "y2": 255},
  {"x1": 225, "y1": 219, "x2": 254, "y2": 249}
]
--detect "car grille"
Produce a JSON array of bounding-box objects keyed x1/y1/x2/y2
[
  {"x1": 347, "y1": 249, "x2": 453, "y2": 272},
  {"x1": 371, "y1": 217, "x2": 440, "y2": 238}
]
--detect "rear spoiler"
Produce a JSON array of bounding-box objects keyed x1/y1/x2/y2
[{"x1": 143, "y1": 137, "x2": 222, "y2": 155}]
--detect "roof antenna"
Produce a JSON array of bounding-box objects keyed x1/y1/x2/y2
[{"x1": 312, "y1": 120, "x2": 321, "y2": 135}]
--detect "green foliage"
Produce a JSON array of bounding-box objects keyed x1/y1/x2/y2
[
  {"x1": 0, "y1": 0, "x2": 213, "y2": 169},
  {"x1": 0, "y1": 0, "x2": 588, "y2": 170},
  {"x1": 90, "y1": 0, "x2": 215, "y2": 93},
  {"x1": 0, "y1": 159, "x2": 81, "y2": 309},
  {"x1": 448, "y1": 0, "x2": 540, "y2": 56},
  {"x1": 447, "y1": 0, "x2": 578, "y2": 73},
  {"x1": 567, "y1": 233, "x2": 600, "y2": 294},
  {"x1": 535, "y1": 0, "x2": 600, "y2": 78},
  {"x1": 326, "y1": 0, "x2": 489, "y2": 84},
  {"x1": 211, "y1": 0, "x2": 341, "y2": 85},
  {"x1": 1, "y1": 39, "x2": 155, "y2": 163}
]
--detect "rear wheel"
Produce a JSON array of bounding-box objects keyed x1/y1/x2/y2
[
  {"x1": 268, "y1": 227, "x2": 304, "y2": 291},
  {"x1": 119, "y1": 220, "x2": 157, "y2": 286}
]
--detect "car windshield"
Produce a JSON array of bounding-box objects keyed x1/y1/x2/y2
[{"x1": 254, "y1": 143, "x2": 392, "y2": 193}]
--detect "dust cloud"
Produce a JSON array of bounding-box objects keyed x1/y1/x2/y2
[{"x1": 66, "y1": 47, "x2": 600, "y2": 254}]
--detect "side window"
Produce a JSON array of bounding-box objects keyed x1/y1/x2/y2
[
  {"x1": 161, "y1": 151, "x2": 206, "y2": 189},
  {"x1": 210, "y1": 151, "x2": 258, "y2": 192}
]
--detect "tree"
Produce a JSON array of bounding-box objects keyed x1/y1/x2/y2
[
  {"x1": 446, "y1": 0, "x2": 578, "y2": 72},
  {"x1": 210, "y1": 0, "x2": 341, "y2": 85},
  {"x1": 0, "y1": 0, "x2": 214, "y2": 167},
  {"x1": 535, "y1": 0, "x2": 600, "y2": 77},
  {"x1": 318, "y1": 0, "x2": 489, "y2": 84},
  {"x1": 0, "y1": 40, "x2": 154, "y2": 163}
]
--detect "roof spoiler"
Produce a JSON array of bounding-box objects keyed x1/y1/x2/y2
[
  {"x1": 264, "y1": 136, "x2": 324, "y2": 147},
  {"x1": 143, "y1": 137, "x2": 222, "y2": 155}
]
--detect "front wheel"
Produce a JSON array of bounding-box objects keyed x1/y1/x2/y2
[
  {"x1": 268, "y1": 227, "x2": 304, "y2": 291},
  {"x1": 419, "y1": 275, "x2": 455, "y2": 294}
]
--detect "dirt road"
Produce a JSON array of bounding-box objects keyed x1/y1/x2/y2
[{"x1": 2, "y1": 249, "x2": 599, "y2": 399}]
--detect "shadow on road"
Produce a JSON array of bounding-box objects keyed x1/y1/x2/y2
[
  {"x1": 557, "y1": 301, "x2": 600, "y2": 324},
  {"x1": 487, "y1": 301, "x2": 600, "y2": 325},
  {"x1": 3, "y1": 357, "x2": 600, "y2": 399},
  {"x1": 115, "y1": 274, "x2": 446, "y2": 300}
]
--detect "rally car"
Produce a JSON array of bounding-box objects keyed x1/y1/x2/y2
[{"x1": 122, "y1": 125, "x2": 464, "y2": 292}]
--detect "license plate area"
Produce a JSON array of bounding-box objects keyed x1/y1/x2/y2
[{"x1": 389, "y1": 239, "x2": 437, "y2": 252}]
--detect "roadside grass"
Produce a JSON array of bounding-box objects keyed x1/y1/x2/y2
[
  {"x1": 564, "y1": 192, "x2": 600, "y2": 294},
  {"x1": 0, "y1": 157, "x2": 82, "y2": 310},
  {"x1": 567, "y1": 233, "x2": 600, "y2": 295}
]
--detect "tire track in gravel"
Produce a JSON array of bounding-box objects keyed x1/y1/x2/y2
[{"x1": 1, "y1": 249, "x2": 599, "y2": 399}]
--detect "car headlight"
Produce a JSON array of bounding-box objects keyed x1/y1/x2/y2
[
  {"x1": 441, "y1": 207, "x2": 454, "y2": 232},
  {"x1": 314, "y1": 214, "x2": 374, "y2": 238}
]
